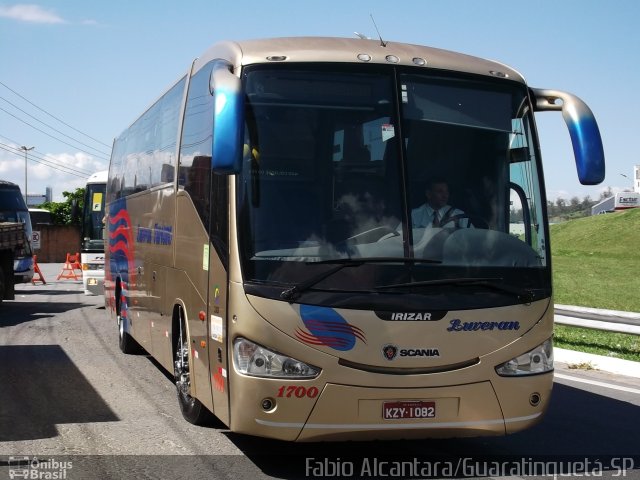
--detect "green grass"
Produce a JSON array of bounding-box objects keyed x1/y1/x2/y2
[
  {"x1": 551, "y1": 208, "x2": 640, "y2": 311},
  {"x1": 550, "y1": 208, "x2": 640, "y2": 361}
]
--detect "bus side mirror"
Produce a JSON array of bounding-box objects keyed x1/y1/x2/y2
[
  {"x1": 532, "y1": 88, "x2": 605, "y2": 185},
  {"x1": 210, "y1": 62, "x2": 244, "y2": 174}
]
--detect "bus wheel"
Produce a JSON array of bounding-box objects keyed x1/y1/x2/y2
[
  {"x1": 174, "y1": 307, "x2": 213, "y2": 425},
  {"x1": 0, "y1": 266, "x2": 5, "y2": 303},
  {"x1": 116, "y1": 286, "x2": 142, "y2": 354},
  {"x1": 118, "y1": 314, "x2": 142, "y2": 354}
]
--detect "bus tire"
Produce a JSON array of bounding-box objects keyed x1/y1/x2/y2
[
  {"x1": 116, "y1": 282, "x2": 142, "y2": 354},
  {"x1": 118, "y1": 314, "x2": 143, "y2": 354},
  {"x1": 0, "y1": 266, "x2": 5, "y2": 303},
  {"x1": 174, "y1": 306, "x2": 214, "y2": 425}
]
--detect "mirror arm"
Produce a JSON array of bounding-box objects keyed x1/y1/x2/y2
[{"x1": 531, "y1": 88, "x2": 605, "y2": 185}]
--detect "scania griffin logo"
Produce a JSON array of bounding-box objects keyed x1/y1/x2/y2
[{"x1": 382, "y1": 344, "x2": 398, "y2": 361}]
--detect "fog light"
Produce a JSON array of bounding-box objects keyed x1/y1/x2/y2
[
  {"x1": 261, "y1": 398, "x2": 274, "y2": 411},
  {"x1": 530, "y1": 392, "x2": 541, "y2": 406}
]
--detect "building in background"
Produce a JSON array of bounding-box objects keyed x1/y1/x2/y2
[
  {"x1": 591, "y1": 165, "x2": 640, "y2": 215},
  {"x1": 25, "y1": 186, "x2": 52, "y2": 207}
]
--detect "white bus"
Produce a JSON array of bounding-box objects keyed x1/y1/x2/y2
[
  {"x1": 81, "y1": 171, "x2": 107, "y2": 295},
  {"x1": 105, "y1": 37, "x2": 605, "y2": 441},
  {"x1": 28, "y1": 208, "x2": 53, "y2": 225}
]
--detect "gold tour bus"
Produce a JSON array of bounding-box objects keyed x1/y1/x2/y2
[{"x1": 105, "y1": 37, "x2": 605, "y2": 441}]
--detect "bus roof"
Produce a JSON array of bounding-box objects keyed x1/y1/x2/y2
[
  {"x1": 0, "y1": 180, "x2": 20, "y2": 190},
  {"x1": 195, "y1": 37, "x2": 526, "y2": 83},
  {"x1": 87, "y1": 170, "x2": 108, "y2": 184},
  {"x1": 116, "y1": 37, "x2": 529, "y2": 144}
]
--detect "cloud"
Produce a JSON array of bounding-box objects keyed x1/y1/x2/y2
[
  {"x1": 547, "y1": 189, "x2": 571, "y2": 202},
  {"x1": 0, "y1": 146, "x2": 107, "y2": 202},
  {"x1": 0, "y1": 4, "x2": 65, "y2": 24}
]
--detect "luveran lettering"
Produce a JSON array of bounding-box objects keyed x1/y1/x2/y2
[
  {"x1": 136, "y1": 224, "x2": 173, "y2": 245},
  {"x1": 136, "y1": 226, "x2": 152, "y2": 244},
  {"x1": 153, "y1": 223, "x2": 173, "y2": 245},
  {"x1": 447, "y1": 319, "x2": 520, "y2": 332}
]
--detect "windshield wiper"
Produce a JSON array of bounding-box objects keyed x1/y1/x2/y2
[
  {"x1": 376, "y1": 277, "x2": 535, "y2": 303},
  {"x1": 280, "y1": 257, "x2": 441, "y2": 302}
]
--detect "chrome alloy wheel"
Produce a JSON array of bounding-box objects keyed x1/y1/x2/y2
[{"x1": 174, "y1": 329, "x2": 192, "y2": 400}]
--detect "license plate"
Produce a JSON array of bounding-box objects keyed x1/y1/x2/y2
[{"x1": 383, "y1": 401, "x2": 436, "y2": 420}]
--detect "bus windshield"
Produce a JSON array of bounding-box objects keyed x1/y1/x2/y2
[
  {"x1": 0, "y1": 188, "x2": 29, "y2": 220},
  {"x1": 82, "y1": 181, "x2": 106, "y2": 252},
  {"x1": 0, "y1": 186, "x2": 31, "y2": 237},
  {"x1": 29, "y1": 209, "x2": 52, "y2": 225},
  {"x1": 0, "y1": 182, "x2": 33, "y2": 282},
  {"x1": 238, "y1": 65, "x2": 549, "y2": 308}
]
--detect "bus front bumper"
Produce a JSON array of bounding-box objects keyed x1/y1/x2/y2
[
  {"x1": 83, "y1": 270, "x2": 105, "y2": 295},
  {"x1": 233, "y1": 374, "x2": 552, "y2": 442}
]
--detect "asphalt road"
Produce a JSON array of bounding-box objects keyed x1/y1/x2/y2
[{"x1": 1, "y1": 264, "x2": 639, "y2": 479}]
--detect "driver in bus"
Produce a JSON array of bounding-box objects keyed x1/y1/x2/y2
[{"x1": 412, "y1": 178, "x2": 473, "y2": 229}]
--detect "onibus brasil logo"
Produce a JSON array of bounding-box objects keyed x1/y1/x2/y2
[{"x1": 8, "y1": 456, "x2": 73, "y2": 479}]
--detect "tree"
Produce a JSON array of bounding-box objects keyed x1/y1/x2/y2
[
  {"x1": 599, "y1": 186, "x2": 613, "y2": 200},
  {"x1": 546, "y1": 193, "x2": 600, "y2": 221},
  {"x1": 39, "y1": 188, "x2": 85, "y2": 225}
]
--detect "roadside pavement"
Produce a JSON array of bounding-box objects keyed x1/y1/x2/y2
[{"x1": 554, "y1": 348, "x2": 638, "y2": 378}]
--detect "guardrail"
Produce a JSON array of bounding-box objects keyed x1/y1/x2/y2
[{"x1": 554, "y1": 304, "x2": 640, "y2": 336}]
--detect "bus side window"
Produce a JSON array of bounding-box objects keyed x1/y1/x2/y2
[{"x1": 179, "y1": 61, "x2": 229, "y2": 266}]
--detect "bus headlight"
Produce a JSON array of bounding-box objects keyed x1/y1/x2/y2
[
  {"x1": 495, "y1": 338, "x2": 553, "y2": 376},
  {"x1": 233, "y1": 337, "x2": 321, "y2": 379}
]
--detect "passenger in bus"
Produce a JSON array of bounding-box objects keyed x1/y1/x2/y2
[{"x1": 412, "y1": 178, "x2": 473, "y2": 229}]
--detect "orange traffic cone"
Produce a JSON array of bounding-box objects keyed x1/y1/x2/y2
[
  {"x1": 32, "y1": 255, "x2": 47, "y2": 285},
  {"x1": 57, "y1": 253, "x2": 80, "y2": 280}
]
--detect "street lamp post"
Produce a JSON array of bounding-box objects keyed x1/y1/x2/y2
[
  {"x1": 620, "y1": 173, "x2": 632, "y2": 191},
  {"x1": 20, "y1": 146, "x2": 34, "y2": 204}
]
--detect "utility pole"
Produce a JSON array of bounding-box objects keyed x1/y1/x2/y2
[
  {"x1": 620, "y1": 173, "x2": 632, "y2": 191},
  {"x1": 20, "y1": 146, "x2": 34, "y2": 205}
]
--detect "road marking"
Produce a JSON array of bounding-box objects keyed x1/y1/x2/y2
[{"x1": 555, "y1": 373, "x2": 640, "y2": 395}]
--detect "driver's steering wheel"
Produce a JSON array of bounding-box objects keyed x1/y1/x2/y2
[{"x1": 439, "y1": 214, "x2": 472, "y2": 228}]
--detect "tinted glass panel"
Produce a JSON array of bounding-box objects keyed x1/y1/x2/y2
[
  {"x1": 108, "y1": 77, "x2": 185, "y2": 200},
  {"x1": 82, "y1": 183, "x2": 106, "y2": 251},
  {"x1": 179, "y1": 61, "x2": 228, "y2": 264},
  {"x1": 238, "y1": 65, "x2": 550, "y2": 309}
]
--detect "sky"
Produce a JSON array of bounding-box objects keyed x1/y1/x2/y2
[{"x1": 0, "y1": 0, "x2": 639, "y2": 202}]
